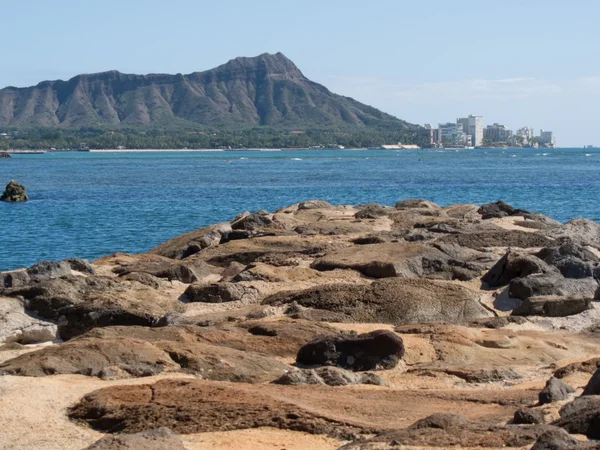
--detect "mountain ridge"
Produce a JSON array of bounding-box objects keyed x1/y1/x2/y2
[{"x1": 0, "y1": 53, "x2": 416, "y2": 131}]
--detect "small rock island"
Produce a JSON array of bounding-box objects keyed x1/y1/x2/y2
[{"x1": 1, "y1": 180, "x2": 28, "y2": 202}]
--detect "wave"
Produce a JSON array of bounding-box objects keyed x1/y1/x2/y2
[{"x1": 290, "y1": 158, "x2": 303, "y2": 161}]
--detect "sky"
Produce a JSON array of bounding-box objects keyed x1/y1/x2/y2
[{"x1": 1, "y1": 0, "x2": 599, "y2": 146}]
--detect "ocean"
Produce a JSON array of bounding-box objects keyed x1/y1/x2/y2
[{"x1": 0, "y1": 148, "x2": 598, "y2": 271}]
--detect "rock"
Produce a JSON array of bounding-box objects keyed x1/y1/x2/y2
[
  {"x1": 230, "y1": 211, "x2": 275, "y2": 231},
  {"x1": 352, "y1": 235, "x2": 389, "y2": 245},
  {"x1": 512, "y1": 296, "x2": 592, "y2": 317},
  {"x1": 539, "y1": 377, "x2": 575, "y2": 405},
  {"x1": 0, "y1": 325, "x2": 291, "y2": 383},
  {"x1": 437, "y1": 229, "x2": 556, "y2": 250},
  {"x1": 0, "y1": 296, "x2": 57, "y2": 344},
  {"x1": 273, "y1": 366, "x2": 384, "y2": 387},
  {"x1": 482, "y1": 250, "x2": 556, "y2": 288},
  {"x1": 583, "y1": 367, "x2": 600, "y2": 396},
  {"x1": 184, "y1": 282, "x2": 260, "y2": 303},
  {"x1": 339, "y1": 413, "x2": 555, "y2": 449},
  {"x1": 68, "y1": 379, "x2": 362, "y2": 438},
  {"x1": 112, "y1": 256, "x2": 219, "y2": 283},
  {"x1": 478, "y1": 200, "x2": 527, "y2": 219},
  {"x1": 297, "y1": 200, "x2": 334, "y2": 210},
  {"x1": 537, "y1": 242, "x2": 600, "y2": 279},
  {"x1": 0, "y1": 151, "x2": 10, "y2": 159},
  {"x1": 547, "y1": 218, "x2": 600, "y2": 250},
  {"x1": 554, "y1": 396, "x2": 600, "y2": 439},
  {"x1": 26, "y1": 260, "x2": 72, "y2": 281},
  {"x1": 7, "y1": 276, "x2": 183, "y2": 339},
  {"x1": 354, "y1": 204, "x2": 389, "y2": 219},
  {"x1": 85, "y1": 427, "x2": 186, "y2": 450},
  {"x1": 64, "y1": 258, "x2": 96, "y2": 275},
  {"x1": 149, "y1": 222, "x2": 232, "y2": 259},
  {"x1": 530, "y1": 427, "x2": 583, "y2": 450},
  {"x1": 554, "y1": 358, "x2": 600, "y2": 379},
  {"x1": 264, "y1": 278, "x2": 492, "y2": 326},
  {"x1": 296, "y1": 330, "x2": 404, "y2": 371},
  {"x1": 444, "y1": 367, "x2": 522, "y2": 383},
  {"x1": 0, "y1": 270, "x2": 31, "y2": 289},
  {"x1": 508, "y1": 274, "x2": 599, "y2": 301},
  {"x1": 514, "y1": 408, "x2": 546, "y2": 424},
  {"x1": 395, "y1": 199, "x2": 440, "y2": 210},
  {"x1": 1, "y1": 180, "x2": 28, "y2": 202},
  {"x1": 120, "y1": 272, "x2": 161, "y2": 289}
]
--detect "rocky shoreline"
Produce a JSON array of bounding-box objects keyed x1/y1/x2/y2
[{"x1": 1, "y1": 199, "x2": 600, "y2": 449}]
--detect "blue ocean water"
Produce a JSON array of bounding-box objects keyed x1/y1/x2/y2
[{"x1": 0, "y1": 148, "x2": 599, "y2": 271}]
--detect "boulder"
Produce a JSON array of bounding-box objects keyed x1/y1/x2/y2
[
  {"x1": 0, "y1": 296, "x2": 57, "y2": 344},
  {"x1": 437, "y1": 229, "x2": 556, "y2": 250},
  {"x1": 537, "y1": 242, "x2": 600, "y2": 279},
  {"x1": 547, "y1": 218, "x2": 600, "y2": 250},
  {"x1": 85, "y1": 428, "x2": 186, "y2": 450},
  {"x1": 395, "y1": 199, "x2": 440, "y2": 210},
  {"x1": 530, "y1": 427, "x2": 584, "y2": 450},
  {"x1": 0, "y1": 151, "x2": 10, "y2": 158},
  {"x1": 149, "y1": 222, "x2": 232, "y2": 259},
  {"x1": 354, "y1": 204, "x2": 390, "y2": 219},
  {"x1": 297, "y1": 200, "x2": 334, "y2": 210},
  {"x1": 554, "y1": 358, "x2": 600, "y2": 379},
  {"x1": 554, "y1": 396, "x2": 600, "y2": 439},
  {"x1": 583, "y1": 367, "x2": 600, "y2": 396},
  {"x1": 64, "y1": 258, "x2": 96, "y2": 275},
  {"x1": 508, "y1": 274, "x2": 599, "y2": 301},
  {"x1": 296, "y1": 330, "x2": 404, "y2": 371},
  {"x1": 112, "y1": 256, "x2": 219, "y2": 283},
  {"x1": 512, "y1": 296, "x2": 592, "y2": 317},
  {"x1": 264, "y1": 278, "x2": 492, "y2": 326},
  {"x1": 120, "y1": 272, "x2": 161, "y2": 289},
  {"x1": 478, "y1": 200, "x2": 526, "y2": 219},
  {"x1": 1, "y1": 180, "x2": 28, "y2": 202},
  {"x1": 539, "y1": 377, "x2": 575, "y2": 405},
  {"x1": 26, "y1": 260, "x2": 72, "y2": 281},
  {"x1": 184, "y1": 282, "x2": 260, "y2": 303},
  {"x1": 514, "y1": 408, "x2": 546, "y2": 425},
  {"x1": 482, "y1": 250, "x2": 556, "y2": 288},
  {"x1": 273, "y1": 366, "x2": 384, "y2": 387}
]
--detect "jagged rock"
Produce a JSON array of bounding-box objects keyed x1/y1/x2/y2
[
  {"x1": 514, "y1": 408, "x2": 546, "y2": 424},
  {"x1": 509, "y1": 274, "x2": 599, "y2": 301},
  {"x1": 0, "y1": 297, "x2": 57, "y2": 344},
  {"x1": 149, "y1": 222, "x2": 232, "y2": 259},
  {"x1": 273, "y1": 366, "x2": 384, "y2": 387},
  {"x1": 296, "y1": 330, "x2": 404, "y2": 371},
  {"x1": 554, "y1": 358, "x2": 600, "y2": 379},
  {"x1": 530, "y1": 427, "x2": 583, "y2": 450},
  {"x1": 264, "y1": 278, "x2": 492, "y2": 325},
  {"x1": 512, "y1": 296, "x2": 592, "y2": 317},
  {"x1": 482, "y1": 250, "x2": 556, "y2": 288},
  {"x1": 26, "y1": 260, "x2": 72, "y2": 280},
  {"x1": 554, "y1": 396, "x2": 600, "y2": 439},
  {"x1": 539, "y1": 377, "x2": 575, "y2": 405},
  {"x1": 6, "y1": 276, "x2": 183, "y2": 339},
  {"x1": 478, "y1": 200, "x2": 527, "y2": 219},
  {"x1": 85, "y1": 427, "x2": 186, "y2": 450},
  {"x1": 546, "y1": 218, "x2": 600, "y2": 250},
  {"x1": 112, "y1": 256, "x2": 219, "y2": 283},
  {"x1": 0, "y1": 151, "x2": 10, "y2": 158},
  {"x1": 184, "y1": 282, "x2": 260, "y2": 303},
  {"x1": 537, "y1": 242, "x2": 600, "y2": 279},
  {"x1": 583, "y1": 367, "x2": 600, "y2": 395},
  {"x1": 64, "y1": 258, "x2": 96, "y2": 274},
  {"x1": 1, "y1": 180, "x2": 28, "y2": 202}
]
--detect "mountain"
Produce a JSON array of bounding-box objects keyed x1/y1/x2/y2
[{"x1": 0, "y1": 53, "x2": 415, "y2": 130}]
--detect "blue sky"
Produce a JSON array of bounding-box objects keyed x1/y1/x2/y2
[{"x1": 2, "y1": 0, "x2": 599, "y2": 145}]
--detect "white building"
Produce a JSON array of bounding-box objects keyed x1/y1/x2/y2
[
  {"x1": 439, "y1": 122, "x2": 471, "y2": 147},
  {"x1": 457, "y1": 115, "x2": 483, "y2": 147},
  {"x1": 539, "y1": 130, "x2": 557, "y2": 148}
]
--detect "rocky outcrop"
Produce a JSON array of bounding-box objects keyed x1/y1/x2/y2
[
  {"x1": 583, "y1": 367, "x2": 600, "y2": 396},
  {"x1": 264, "y1": 278, "x2": 492, "y2": 325},
  {"x1": 0, "y1": 151, "x2": 10, "y2": 158},
  {"x1": 273, "y1": 366, "x2": 384, "y2": 387},
  {"x1": 539, "y1": 377, "x2": 575, "y2": 405},
  {"x1": 0, "y1": 180, "x2": 28, "y2": 202},
  {"x1": 512, "y1": 295, "x2": 593, "y2": 317},
  {"x1": 296, "y1": 330, "x2": 404, "y2": 371},
  {"x1": 482, "y1": 250, "x2": 556, "y2": 288},
  {"x1": 184, "y1": 281, "x2": 260, "y2": 303},
  {"x1": 553, "y1": 396, "x2": 600, "y2": 439}
]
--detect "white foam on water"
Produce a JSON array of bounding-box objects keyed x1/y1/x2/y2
[{"x1": 290, "y1": 158, "x2": 303, "y2": 161}]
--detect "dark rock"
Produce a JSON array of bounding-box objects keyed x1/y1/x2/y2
[
  {"x1": 1, "y1": 180, "x2": 28, "y2": 202},
  {"x1": 514, "y1": 408, "x2": 546, "y2": 424},
  {"x1": 120, "y1": 272, "x2": 162, "y2": 289},
  {"x1": 539, "y1": 377, "x2": 575, "y2": 405},
  {"x1": 512, "y1": 296, "x2": 592, "y2": 317},
  {"x1": 395, "y1": 199, "x2": 440, "y2": 210},
  {"x1": 554, "y1": 358, "x2": 600, "y2": 379},
  {"x1": 583, "y1": 367, "x2": 600, "y2": 396},
  {"x1": 64, "y1": 258, "x2": 96, "y2": 275},
  {"x1": 296, "y1": 330, "x2": 404, "y2": 371},
  {"x1": 468, "y1": 316, "x2": 529, "y2": 329},
  {"x1": 482, "y1": 250, "x2": 555, "y2": 288},
  {"x1": 445, "y1": 367, "x2": 522, "y2": 383},
  {"x1": 149, "y1": 222, "x2": 232, "y2": 259},
  {"x1": 352, "y1": 235, "x2": 389, "y2": 245},
  {"x1": 509, "y1": 274, "x2": 598, "y2": 301},
  {"x1": 554, "y1": 396, "x2": 600, "y2": 439},
  {"x1": 537, "y1": 243, "x2": 599, "y2": 279},
  {"x1": 546, "y1": 219, "x2": 600, "y2": 250},
  {"x1": 264, "y1": 278, "x2": 492, "y2": 326},
  {"x1": 530, "y1": 427, "x2": 582, "y2": 450},
  {"x1": 0, "y1": 151, "x2": 10, "y2": 158},
  {"x1": 0, "y1": 270, "x2": 31, "y2": 289},
  {"x1": 231, "y1": 211, "x2": 274, "y2": 231},
  {"x1": 27, "y1": 260, "x2": 72, "y2": 280},
  {"x1": 85, "y1": 427, "x2": 186, "y2": 450},
  {"x1": 184, "y1": 282, "x2": 260, "y2": 303},
  {"x1": 478, "y1": 200, "x2": 526, "y2": 219},
  {"x1": 113, "y1": 257, "x2": 218, "y2": 283}
]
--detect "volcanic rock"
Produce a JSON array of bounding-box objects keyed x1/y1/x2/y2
[
  {"x1": 530, "y1": 427, "x2": 584, "y2": 450},
  {"x1": 512, "y1": 295, "x2": 593, "y2": 317},
  {"x1": 514, "y1": 408, "x2": 546, "y2": 425},
  {"x1": 539, "y1": 377, "x2": 575, "y2": 405},
  {"x1": 84, "y1": 427, "x2": 186, "y2": 450},
  {"x1": 184, "y1": 282, "x2": 260, "y2": 303},
  {"x1": 583, "y1": 367, "x2": 600, "y2": 396},
  {"x1": 149, "y1": 222, "x2": 232, "y2": 259},
  {"x1": 0, "y1": 180, "x2": 28, "y2": 202},
  {"x1": 508, "y1": 274, "x2": 599, "y2": 301},
  {"x1": 478, "y1": 200, "x2": 527, "y2": 219},
  {"x1": 553, "y1": 395, "x2": 600, "y2": 439},
  {"x1": 482, "y1": 250, "x2": 556, "y2": 288},
  {"x1": 273, "y1": 366, "x2": 384, "y2": 387}
]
